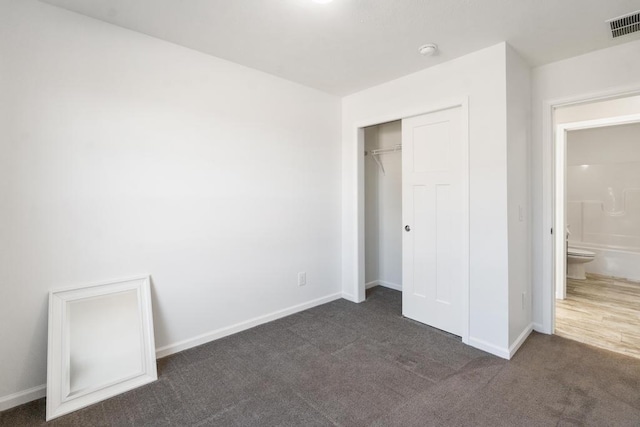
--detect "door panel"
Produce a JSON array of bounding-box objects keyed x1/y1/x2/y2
[
  {"x1": 402, "y1": 107, "x2": 465, "y2": 336},
  {"x1": 435, "y1": 183, "x2": 453, "y2": 304}
]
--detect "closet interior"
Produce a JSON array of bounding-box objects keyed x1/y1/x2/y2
[{"x1": 364, "y1": 120, "x2": 403, "y2": 293}]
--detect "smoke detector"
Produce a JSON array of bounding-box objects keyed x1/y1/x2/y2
[
  {"x1": 418, "y1": 43, "x2": 438, "y2": 57},
  {"x1": 607, "y1": 10, "x2": 640, "y2": 38}
]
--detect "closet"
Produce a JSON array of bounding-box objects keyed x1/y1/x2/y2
[
  {"x1": 364, "y1": 121, "x2": 403, "y2": 292},
  {"x1": 363, "y1": 107, "x2": 466, "y2": 337}
]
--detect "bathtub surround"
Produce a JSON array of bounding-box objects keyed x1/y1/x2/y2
[
  {"x1": 566, "y1": 123, "x2": 640, "y2": 281},
  {"x1": 579, "y1": 245, "x2": 640, "y2": 282}
]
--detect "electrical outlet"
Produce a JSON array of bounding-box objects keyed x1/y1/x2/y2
[
  {"x1": 518, "y1": 205, "x2": 524, "y2": 222},
  {"x1": 298, "y1": 272, "x2": 306, "y2": 287}
]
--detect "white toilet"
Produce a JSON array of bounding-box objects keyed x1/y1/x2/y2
[{"x1": 567, "y1": 247, "x2": 596, "y2": 280}]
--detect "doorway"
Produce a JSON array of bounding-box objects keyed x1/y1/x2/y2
[
  {"x1": 550, "y1": 96, "x2": 640, "y2": 358},
  {"x1": 358, "y1": 103, "x2": 469, "y2": 339}
]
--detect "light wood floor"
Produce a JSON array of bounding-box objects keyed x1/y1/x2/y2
[{"x1": 556, "y1": 274, "x2": 640, "y2": 359}]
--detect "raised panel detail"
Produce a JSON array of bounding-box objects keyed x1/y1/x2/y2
[
  {"x1": 435, "y1": 184, "x2": 452, "y2": 304},
  {"x1": 412, "y1": 185, "x2": 431, "y2": 298},
  {"x1": 412, "y1": 120, "x2": 450, "y2": 173}
]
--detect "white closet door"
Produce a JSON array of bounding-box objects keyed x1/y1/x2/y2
[{"x1": 402, "y1": 107, "x2": 466, "y2": 336}]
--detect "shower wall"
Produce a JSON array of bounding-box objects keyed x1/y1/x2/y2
[{"x1": 567, "y1": 122, "x2": 640, "y2": 280}]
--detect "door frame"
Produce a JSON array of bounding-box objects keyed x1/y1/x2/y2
[
  {"x1": 352, "y1": 98, "x2": 470, "y2": 344},
  {"x1": 554, "y1": 114, "x2": 640, "y2": 303},
  {"x1": 540, "y1": 87, "x2": 640, "y2": 334}
]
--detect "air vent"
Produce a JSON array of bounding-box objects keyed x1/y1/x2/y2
[{"x1": 607, "y1": 10, "x2": 640, "y2": 38}]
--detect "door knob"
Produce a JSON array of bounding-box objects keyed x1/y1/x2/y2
[{"x1": 405, "y1": 225, "x2": 411, "y2": 232}]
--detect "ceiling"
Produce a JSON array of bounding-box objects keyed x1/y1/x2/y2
[{"x1": 40, "y1": 0, "x2": 640, "y2": 95}]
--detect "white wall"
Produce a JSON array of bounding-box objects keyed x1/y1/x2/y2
[
  {"x1": 342, "y1": 43, "x2": 514, "y2": 357},
  {"x1": 506, "y1": 46, "x2": 532, "y2": 349},
  {"x1": 531, "y1": 38, "x2": 640, "y2": 331},
  {"x1": 556, "y1": 94, "x2": 640, "y2": 124},
  {"x1": 0, "y1": 0, "x2": 342, "y2": 406},
  {"x1": 364, "y1": 122, "x2": 402, "y2": 289}
]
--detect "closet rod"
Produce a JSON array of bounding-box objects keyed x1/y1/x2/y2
[
  {"x1": 366, "y1": 144, "x2": 401, "y2": 176},
  {"x1": 370, "y1": 144, "x2": 402, "y2": 156}
]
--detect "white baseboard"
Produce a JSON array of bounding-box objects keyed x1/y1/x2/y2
[
  {"x1": 155, "y1": 292, "x2": 342, "y2": 358},
  {"x1": 365, "y1": 280, "x2": 402, "y2": 291},
  {"x1": 532, "y1": 322, "x2": 546, "y2": 334},
  {"x1": 0, "y1": 384, "x2": 46, "y2": 412},
  {"x1": 341, "y1": 292, "x2": 358, "y2": 302},
  {"x1": 0, "y1": 292, "x2": 343, "y2": 411},
  {"x1": 468, "y1": 324, "x2": 534, "y2": 361},
  {"x1": 468, "y1": 336, "x2": 510, "y2": 359},
  {"x1": 509, "y1": 324, "x2": 533, "y2": 359}
]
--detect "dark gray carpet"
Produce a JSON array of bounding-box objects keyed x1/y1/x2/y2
[{"x1": 2, "y1": 287, "x2": 640, "y2": 426}]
